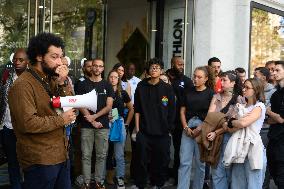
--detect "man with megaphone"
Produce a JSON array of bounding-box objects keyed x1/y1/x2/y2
[
  {"x1": 8, "y1": 33, "x2": 76, "y2": 189},
  {"x1": 75, "y1": 58, "x2": 114, "y2": 189}
]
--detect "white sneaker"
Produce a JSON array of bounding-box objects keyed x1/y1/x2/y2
[
  {"x1": 117, "y1": 177, "x2": 125, "y2": 189},
  {"x1": 128, "y1": 184, "x2": 139, "y2": 189}
]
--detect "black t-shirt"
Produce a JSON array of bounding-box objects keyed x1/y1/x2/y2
[
  {"x1": 113, "y1": 90, "x2": 131, "y2": 117},
  {"x1": 181, "y1": 87, "x2": 214, "y2": 121},
  {"x1": 75, "y1": 78, "x2": 114, "y2": 129},
  {"x1": 268, "y1": 86, "x2": 284, "y2": 143},
  {"x1": 171, "y1": 75, "x2": 193, "y2": 121}
]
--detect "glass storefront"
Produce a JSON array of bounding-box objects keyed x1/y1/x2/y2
[
  {"x1": 250, "y1": 2, "x2": 284, "y2": 77},
  {"x1": 0, "y1": 0, "x2": 28, "y2": 65},
  {"x1": 0, "y1": 0, "x2": 193, "y2": 78},
  {"x1": 0, "y1": 0, "x2": 105, "y2": 78}
]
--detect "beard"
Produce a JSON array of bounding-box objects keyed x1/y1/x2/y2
[
  {"x1": 171, "y1": 67, "x2": 183, "y2": 77},
  {"x1": 84, "y1": 70, "x2": 92, "y2": 77},
  {"x1": 42, "y1": 61, "x2": 58, "y2": 76}
]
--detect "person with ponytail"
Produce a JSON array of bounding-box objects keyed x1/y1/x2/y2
[
  {"x1": 207, "y1": 71, "x2": 244, "y2": 189},
  {"x1": 177, "y1": 66, "x2": 215, "y2": 189}
]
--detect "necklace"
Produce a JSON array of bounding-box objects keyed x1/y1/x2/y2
[{"x1": 221, "y1": 95, "x2": 232, "y2": 103}]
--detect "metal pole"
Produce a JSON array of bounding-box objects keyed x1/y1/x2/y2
[
  {"x1": 183, "y1": 0, "x2": 188, "y2": 75},
  {"x1": 27, "y1": 0, "x2": 31, "y2": 45},
  {"x1": 50, "y1": 0, "x2": 53, "y2": 32},
  {"x1": 35, "y1": 0, "x2": 38, "y2": 35},
  {"x1": 42, "y1": 0, "x2": 46, "y2": 32}
]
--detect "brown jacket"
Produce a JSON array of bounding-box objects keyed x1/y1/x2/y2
[
  {"x1": 196, "y1": 112, "x2": 226, "y2": 167},
  {"x1": 8, "y1": 68, "x2": 72, "y2": 169}
]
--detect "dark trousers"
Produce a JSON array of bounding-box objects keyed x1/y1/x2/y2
[
  {"x1": 23, "y1": 160, "x2": 71, "y2": 189},
  {"x1": 106, "y1": 140, "x2": 115, "y2": 170},
  {"x1": 267, "y1": 141, "x2": 284, "y2": 189},
  {"x1": 2, "y1": 126, "x2": 22, "y2": 189},
  {"x1": 129, "y1": 119, "x2": 137, "y2": 180},
  {"x1": 172, "y1": 126, "x2": 182, "y2": 184},
  {"x1": 135, "y1": 132, "x2": 170, "y2": 188}
]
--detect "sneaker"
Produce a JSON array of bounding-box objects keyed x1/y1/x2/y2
[
  {"x1": 80, "y1": 183, "x2": 91, "y2": 189},
  {"x1": 75, "y1": 175, "x2": 85, "y2": 187},
  {"x1": 151, "y1": 186, "x2": 162, "y2": 189},
  {"x1": 117, "y1": 177, "x2": 125, "y2": 189},
  {"x1": 129, "y1": 184, "x2": 139, "y2": 189},
  {"x1": 95, "y1": 182, "x2": 105, "y2": 189}
]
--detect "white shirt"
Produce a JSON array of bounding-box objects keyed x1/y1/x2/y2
[
  {"x1": 128, "y1": 76, "x2": 141, "y2": 104},
  {"x1": 2, "y1": 73, "x2": 18, "y2": 129},
  {"x1": 243, "y1": 101, "x2": 266, "y2": 134}
]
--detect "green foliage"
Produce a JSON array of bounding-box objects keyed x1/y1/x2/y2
[
  {"x1": 0, "y1": 0, "x2": 104, "y2": 67},
  {"x1": 250, "y1": 8, "x2": 283, "y2": 75}
]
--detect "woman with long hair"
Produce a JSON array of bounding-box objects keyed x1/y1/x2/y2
[
  {"x1": 206, "y1": 71, "x2": 243, "y2": 188},
  {"x1": 224, "y1": 78, "x2": 266, "y2": 189},
  {"x1": 112, "y1": 63, "x2": 131, "y2": 97},
  {"x1": 177, "y1": 66, "x2": 215, "y2": 189},
  {"x1": 106, "y1": 70, "x2": 134, "y2": 189}
]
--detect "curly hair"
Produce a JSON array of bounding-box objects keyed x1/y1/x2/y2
[
  {"x1": 27, "y1": 33, "x2": 64, "y2": 65},
  {"x1": 195, "y1": 66, "x2": 215, "y2": 90},
  {"x1": 146, "y1": 58, "x2": 164, "y2": 72}
]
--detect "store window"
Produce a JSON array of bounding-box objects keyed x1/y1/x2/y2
[
  {"x1": 0, "y1": 0, "x2": 105, "y2": 78},
  {"x1": 0, "y1": 0, "x2": 28, "y2": 65},
  {"x1": 250, "y1": 2, "x2": 284, "y2": 77}
]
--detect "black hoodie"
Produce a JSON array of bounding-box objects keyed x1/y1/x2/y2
[{"x1": 134, "y1": 78, "x2": 176, "y2": 136}]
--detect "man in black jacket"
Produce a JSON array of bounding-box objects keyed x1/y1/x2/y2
[
  {"x1": 266, "y1": 60, "x2": 284, "y2": 189},
  {"x1": 134, "y1": 58, "x2": 176, "y2": 189},
  {"x1": 166, "y1": 56, "x2": 193, "y2": 185}
]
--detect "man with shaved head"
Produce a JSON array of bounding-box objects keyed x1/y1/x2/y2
[
  {"x1": 166, "y1": 56, "x2": 193, "y2": 185},
  {"x1": 0, "y1": 48, "x2": 29, "y2": 189}
]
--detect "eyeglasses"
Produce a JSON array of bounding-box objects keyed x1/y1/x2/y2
[
  {"x1": 13, "y1": 58, "x2": 26, "y2": 63},
  {"x1": 109, "y1": 76, "x2": 119, "y2": 79},
  {"x1": 93, "y1": 65, "x2": 104, "y2": 68},
  {"x1": 149, "y1": 66, "x2": 161, "y2": 71},
  {"x1": 243, "y1": 85, "x2": 254, "y2": 90}
]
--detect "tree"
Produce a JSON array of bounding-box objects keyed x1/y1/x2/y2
[{"x1": 250, "y1": 8, "x2": 283, "y2": 75}]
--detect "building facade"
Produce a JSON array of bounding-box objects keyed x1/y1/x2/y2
[{"x1": 0, "y1": 0, "x2": 284, "y2": 78}]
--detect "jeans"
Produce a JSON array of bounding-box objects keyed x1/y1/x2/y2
[
  {"x1": 114, "y1": 123, "x2": 126, "y2": 178},
  {"x1": 23, "y1": 160, "x2": 71, "y2": 189},
  {"x1": 211, "y1": 133, "x2": 231, "y2": 189},
  {"x1": 231, "y1": 148, "x2": 267, "y2": 189},
  {"x1": 177, "y1": 117, "x2": 205, "y2": 189},
  {"x1": 2, "y1": 126, "x2": 22, "y2": 189},
  {"x1": 81, "y1": 128, "x2": 109, "y2": 184}
]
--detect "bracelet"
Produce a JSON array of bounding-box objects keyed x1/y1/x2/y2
[{"x1": 183, "y1": 127, "x2": 188, "y2": 131}]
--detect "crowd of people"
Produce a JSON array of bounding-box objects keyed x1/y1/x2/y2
[{"x1": 1, "y1": 32, "x2": 284, "y2": 189}]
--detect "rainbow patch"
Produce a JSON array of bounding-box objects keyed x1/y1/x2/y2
[{"x1": 162, "y1": 96, "x2": 168, "y2": 106}]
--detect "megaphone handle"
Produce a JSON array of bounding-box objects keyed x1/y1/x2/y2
[{"x1": 63, "y1": 107, "x2": 75, "y2": 124}]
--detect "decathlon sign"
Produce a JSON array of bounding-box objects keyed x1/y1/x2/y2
[{"x1": 168, "y1": 8, "x2": 184, "y2": 64}]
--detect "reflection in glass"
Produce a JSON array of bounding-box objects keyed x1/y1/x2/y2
[
  {"x1": 0, "y1": 1, "x2": 28, "y2": 64},
  {"x1": 250, "y1": 8, "x2": 284, "y2": 77}
]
